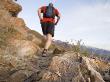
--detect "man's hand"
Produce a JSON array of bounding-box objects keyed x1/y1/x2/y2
[
  {"x1": 54, "y1": 22, "x2": 58, "y2": 25},
  {"x1": 40, "y1": 18, "x2": 43, "y2": 21},
  {"x1": 55, "y1": 16, "x2": 60, "y2": 25},
  {"x1": 40, "y1": 18, "x2": 43, "y2": 24}
]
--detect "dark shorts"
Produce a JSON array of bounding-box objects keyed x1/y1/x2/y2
[{"x1": 41, "y1": 22, "x2": 55, "y2": 37}]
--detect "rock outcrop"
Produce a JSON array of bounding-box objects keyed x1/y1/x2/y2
[
  {"x1": 0, "y1": 0, "x2": 43, "y2": 82},
  {"x1": 41, "y1": 52, "x2": 106, "y2": 82},
  {"x1": 0, "y1": 0, "x2": 110, "y2": 82}
]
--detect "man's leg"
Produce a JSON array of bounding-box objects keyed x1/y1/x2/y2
[
  {"x1": 42, "y1": 34, "x2": 52, "y2": 56},
  {"x1": 42, "y1": 22, "x2": 54, "y2": 56},
  {"x1": 44, "y1": 33, "x2": 53, "y2": 50},
  {"x1": 43, "y1": 35, "x2": 47, "y2": 42}
]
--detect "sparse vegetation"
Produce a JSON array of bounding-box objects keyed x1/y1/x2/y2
[
  {"x1": 71, "y1": 40, "x2": 81, "y2": 53},
  {"x1": 71, "y1": 40, "x2": 90, "y2": 57}
]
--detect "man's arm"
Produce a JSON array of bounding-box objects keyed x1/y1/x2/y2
[
  {"x1": 38, "y1": 8, "x2": 42, "y2": 21},
  {"x1": 55, "y1": 13, "x2": 61, "y2": 25}
]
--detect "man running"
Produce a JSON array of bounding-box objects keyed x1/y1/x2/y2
[{"x1": 38, "y1": 3, "x2": 61, "y2": 56}]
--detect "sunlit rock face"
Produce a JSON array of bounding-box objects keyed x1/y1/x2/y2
[{"x1": 0, "y1": 0, "x2": 42, "y2": 82}]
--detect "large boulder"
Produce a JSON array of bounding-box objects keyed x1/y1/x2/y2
[{"x1": 41, "y1": 52, "x2": 107, "y2": 82}]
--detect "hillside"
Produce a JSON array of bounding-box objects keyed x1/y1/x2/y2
[
  {"x1": 86, "y1": 47, "x2": 110, "y2": 56},
  {"x1": 0, "y1": 0, "x2": 110, "y2": 82}
]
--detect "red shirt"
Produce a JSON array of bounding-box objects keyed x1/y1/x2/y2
[{"x1": 40, "y1": 6, "x2": 59, "y2": 23}]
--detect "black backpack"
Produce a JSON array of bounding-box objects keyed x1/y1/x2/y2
[{"x1": 44, "y1": 5, "x2": 55, "y2": 18}]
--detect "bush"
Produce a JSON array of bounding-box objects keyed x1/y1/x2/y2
[{"x1": 71, "y1": 40, "x2": 89, "y2": 57}]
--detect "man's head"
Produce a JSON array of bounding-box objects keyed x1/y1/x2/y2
[{"x1": 48, "y1": 3, "x2": 53, "y2": 7}]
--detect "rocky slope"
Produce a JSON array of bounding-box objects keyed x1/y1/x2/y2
[{"x1": 0, "y1": 0, "x2": 110, "y2": 82}]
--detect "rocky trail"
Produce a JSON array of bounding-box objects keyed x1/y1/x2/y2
[
  {"x1": 0, "y1": 0, "x2": 110, "y2": 82},
  {"x1": 24, "y1": 50, "x2": 57, "y2": 82}
]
